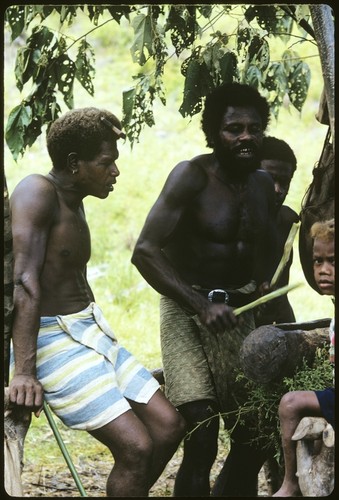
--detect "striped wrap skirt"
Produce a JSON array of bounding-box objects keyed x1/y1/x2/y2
[{"x1": 18, "y1": 302, "x2": 159, "y2": 430}]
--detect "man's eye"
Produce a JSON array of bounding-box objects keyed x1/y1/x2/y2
[{"x1": 250, "y1": 126, "x2": 262, "y2": 133}]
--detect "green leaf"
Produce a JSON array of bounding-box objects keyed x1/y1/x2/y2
[
  {"x1": 55, "y1": 55, "x2": 76, "y2": 108},
  {"x1": 179, "y1": 57, "x2": 214, "y2": 117},
  {"x1": 5, "y1": 104, "x2": 33, "y2": 160},
  {"x1": 75, "y1": 39, "x2": 95, "y2": 96},
  {"x1": 264, "y1": 62, "x2": 287, "y2": 92},
  {"x1": 130, "y1": 13, "x2": 154, "y2": 65},
  {"x1": 166, "y1": 6, "x2": 198, "y2": 56},
  {"x1": 122, "y1": 87, "x2": 136, "y2": 126},
  {"x1": 219, "y1": 51, "x2": 238, "y2": 84},
  {"x1": 106, "y1": 5, "x2": 132, "y2": 23},
  {"x1": 247, "y1": 5, "x2": 281, "y2": 33},
  {"x1": 244, "y1": 65, "x2": 262, "y2": 89},
  {"x1": 5, "y1": 6, "x2": 25, "y2": 41},
  {"x1": 288, "y1": 61, "x2": 310, "y2": 112}
]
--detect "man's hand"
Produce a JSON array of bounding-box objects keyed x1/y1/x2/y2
[
  {"x1": 9, "y1": 374, "x2": 44, "y2": 417},
  {"x1": 199, "y1": 303, "x2": 238, "y2": 333}
]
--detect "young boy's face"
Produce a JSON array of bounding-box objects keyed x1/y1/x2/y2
[
  {"x1": 313, "y1": 238, "x2": 335, "y2": 295},
  {"x1": 260, "y1": 159, "x2": 294, "y2": 210}
]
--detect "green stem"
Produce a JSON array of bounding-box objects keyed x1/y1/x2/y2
[
  {"x1": 43, "y1": 402, "x2": 87, "y2": 497},
  {"x1": 233, "y1": 282, "x2": 302, "y2": 316}
]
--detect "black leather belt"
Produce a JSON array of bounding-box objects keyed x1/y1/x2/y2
[{"x1": 195, "y1": 287, "x2": 255, "y2": 307}]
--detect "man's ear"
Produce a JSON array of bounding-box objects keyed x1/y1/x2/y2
[{"x1": 67, "y1": 152, "x2": 79, "y2": 174}]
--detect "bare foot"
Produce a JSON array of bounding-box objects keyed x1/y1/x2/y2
[{"x1": 273, "y1": 484, "x2": 302, "y2": 497}]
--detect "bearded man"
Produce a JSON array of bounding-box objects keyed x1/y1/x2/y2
[{"x1": 132, "y1": 83, "x2": 278, "y2": 496}]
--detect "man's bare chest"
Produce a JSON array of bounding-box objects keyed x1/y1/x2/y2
[
  {"x1": 191, "y1": 180, "x2": 267, "y2": 242},
  {"x1": 48, "y1": 206, "x2": 91, "y2": 265}
]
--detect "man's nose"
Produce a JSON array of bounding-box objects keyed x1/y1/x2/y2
[
  {"x1": 240, "y1": 129, "x2": 252, "y2": 140},
  {"x1": 111, "y1": 164, "x2": 120, "y2": 176},
  {"x1": 274, "y1": 182, "x2": 284, "y2": 195}
]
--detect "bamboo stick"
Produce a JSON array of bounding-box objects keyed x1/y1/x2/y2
[
  {"x1": 233, "y1": 282, "x2": 302, "y2": 316},
  {"x1": 270, "y1": 222, "x2": 300, "y2": 287},
  {"x1": 43, "y1": 402, "x2": 87, "y2": 497}
]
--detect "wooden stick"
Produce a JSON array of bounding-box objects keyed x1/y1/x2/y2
[
  {"x1": 100, "y1": 116, "x2": 126, "y2": 139},
  {"x1": 233, "y1": 282, "x2": 302, "y2": 316},
  {"x1": 270, "y1": 222, "x2": 300, "y2": 287}
]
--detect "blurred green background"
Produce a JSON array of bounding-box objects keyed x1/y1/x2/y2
[
  {"x1": 4, "y1": 11, "x2": 333, "y2": 372},
  {"x1": 4, "y1": 8, "x2": 334, "y2": 496}
]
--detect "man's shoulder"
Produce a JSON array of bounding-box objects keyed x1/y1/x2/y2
[
  {"x1": 12, "y1": 173, "x2": 54, "y2": 193},
  {"x1": 279, "y1": 205, "x2": 299, "y2": 224},
  {"x1": 11, "y1": 174, "x2": 58, "y2": 210},
  {"x1": 167, "y1": 154, "x2": 212, "y2": 190}
]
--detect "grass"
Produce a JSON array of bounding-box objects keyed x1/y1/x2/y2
[{"x1": 4, "y1": 8, "x2": 334, "y2": 496}]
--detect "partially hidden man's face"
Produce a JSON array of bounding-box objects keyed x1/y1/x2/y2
[
  {"x1": 215, "y1": 105, "x2": 264, "y2": 176},
  {"x1": 260, "y1": 159, "x2": 294, "y2": 210},
  {"x1": 313, "y1": 238, "x2": 335, "y2": 296}
]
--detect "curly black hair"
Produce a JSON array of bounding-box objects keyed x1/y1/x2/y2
[
  {"x1": 47, "y1": 107, "x2": 122, "y2": 170},
  {"x1": 261, "y1": 136, "x2": 297, "y2": 172},
  {"x1": 201, "y1": 83, "x2": 270, "y2": 148}
]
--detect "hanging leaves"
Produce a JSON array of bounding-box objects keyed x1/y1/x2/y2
[
  {"x1": 75, "y1": 39, "x2": 95, "y2": 96},
  {"x1": 4, "y1": 4, "x2": 318, "y2": 160},
  {"x1": 130, "y1": 13, "x2": 154, "y2": 65}
]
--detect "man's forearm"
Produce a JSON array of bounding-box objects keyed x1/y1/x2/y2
[
  {"x1": 132, "y1": 247, "x2": 208, "y2": 314},
  {"x1": 12, "y1": 287, "x2": 40, "y2": 376}
]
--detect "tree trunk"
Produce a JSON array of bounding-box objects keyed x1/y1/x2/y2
[
  {"x1": 4, "y1": 388, "x2": 31, "y2": 496},
  {"x1": 298, "y1": 4, "x2": 335, "y2": 292},
  {"x1": 4, "y1": 175, "x2": 13, "y2": 385},
  {"x1": 310, "y1": 5, "x2": 335, "y2": 145},
  {"x1": 239, "y1": 319, "x2": 331, "y2": 384}
]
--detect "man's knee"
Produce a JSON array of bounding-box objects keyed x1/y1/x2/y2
[
  {"x1": 159, "y1": 408, "x2": 187, "y2": 447},
  {"x1": 178, "y1": 399, "x2": 218, "y2": 427},
  {"x1": 178, "y1": 400, "x2": 219, "y2": 464},
  {"x1": 121, "y1": 433, "x2": 154, "y2": 470}
]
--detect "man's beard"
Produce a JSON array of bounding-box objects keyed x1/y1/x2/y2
[{"x1": 214, "y1": 142, "x2": 260, "y2": 179}]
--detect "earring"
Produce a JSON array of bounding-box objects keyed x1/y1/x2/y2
[{"x1": 72, "y1": 170, "x2": 77, "y2": 174}]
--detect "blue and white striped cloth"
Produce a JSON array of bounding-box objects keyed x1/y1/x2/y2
[{"x1": 31, "y1": 302, "x2": 159, "y2": 430}]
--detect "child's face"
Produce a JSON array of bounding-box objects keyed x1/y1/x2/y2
[
  {"x1": 260, "y1": 159, "x2": 294, "y2": 211},
  {"x1": 313, "y1": 238, "x2": 335, "y2": 295}
]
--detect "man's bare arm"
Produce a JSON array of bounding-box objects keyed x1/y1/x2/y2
[
  {"x1": 132, "y1": 160, "x2": 238, "y2": 332},
  {"x1": 9, "y1": 175, "x2": 57, "y2": 411}
]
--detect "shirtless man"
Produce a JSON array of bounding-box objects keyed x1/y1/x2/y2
[
  {"x1": 132, "y1": 83, "x2": 278, "y2": 496},
  {"x1": 8, "y1": 107, "x2": 186, "y2": 497},
  {"x1": 255, "y1": 136, "x2": 299, "y2": 327}
]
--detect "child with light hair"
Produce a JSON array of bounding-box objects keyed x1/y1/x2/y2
[{"x1": 273, "y1": 218, "x2": 335, "y2": 497}]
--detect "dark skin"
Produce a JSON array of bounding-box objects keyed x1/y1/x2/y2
[
  {"x1": 132, "y1": 106, "x2": 277, "y2": 496},
  {"x1": 212, "y1": 157, "x2": 299, "y2": 497},
  {"x1": 255, "y1": 158, "x2": 299, "y2": 326},
  {"x1": 9, "y1": 138, "x2": 186, "y2": 497}
]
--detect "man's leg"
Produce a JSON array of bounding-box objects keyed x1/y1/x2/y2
[
  {"x1": 174, "y1": 400, "x2": 219, "y2": 497},
  {"x1": 211, "y1": 422, "x2": 269, "y2": 497},
  {"x1": 129, "y1": 389, "x2": 187, "y2": 488},
  {"x1": 89, "y1": 410, "x2": 154, "y2": 497},
  {"x1": 90, "y1": 389, "x2": 185, "y2": 497}
]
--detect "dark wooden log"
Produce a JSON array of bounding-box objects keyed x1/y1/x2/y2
[
  {"x1": 4, "y1": 177, "x2": 13, "y2": 385},
  {"x1": 239, "y1": 319, "x2": 331, "y2": 384},
  {"x1": 4, "y1": 388, "x2": 31, "y2": 496}
]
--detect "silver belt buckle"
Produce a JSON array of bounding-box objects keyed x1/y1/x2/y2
[{"x1": 208, "y1": 289, "x2": 229, "y2": 304}]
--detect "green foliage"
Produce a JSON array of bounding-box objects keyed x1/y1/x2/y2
[
  {"x1": 4, "y1": 4, "x2": 318, "y2": 160},
  {"x1": 225, "y1": 345, "x2": 333, "y2": 462}
]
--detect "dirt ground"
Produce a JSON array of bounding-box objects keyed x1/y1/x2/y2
[{"x1": 21, "y1": 445, "x2": 270, "y2": 497}]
